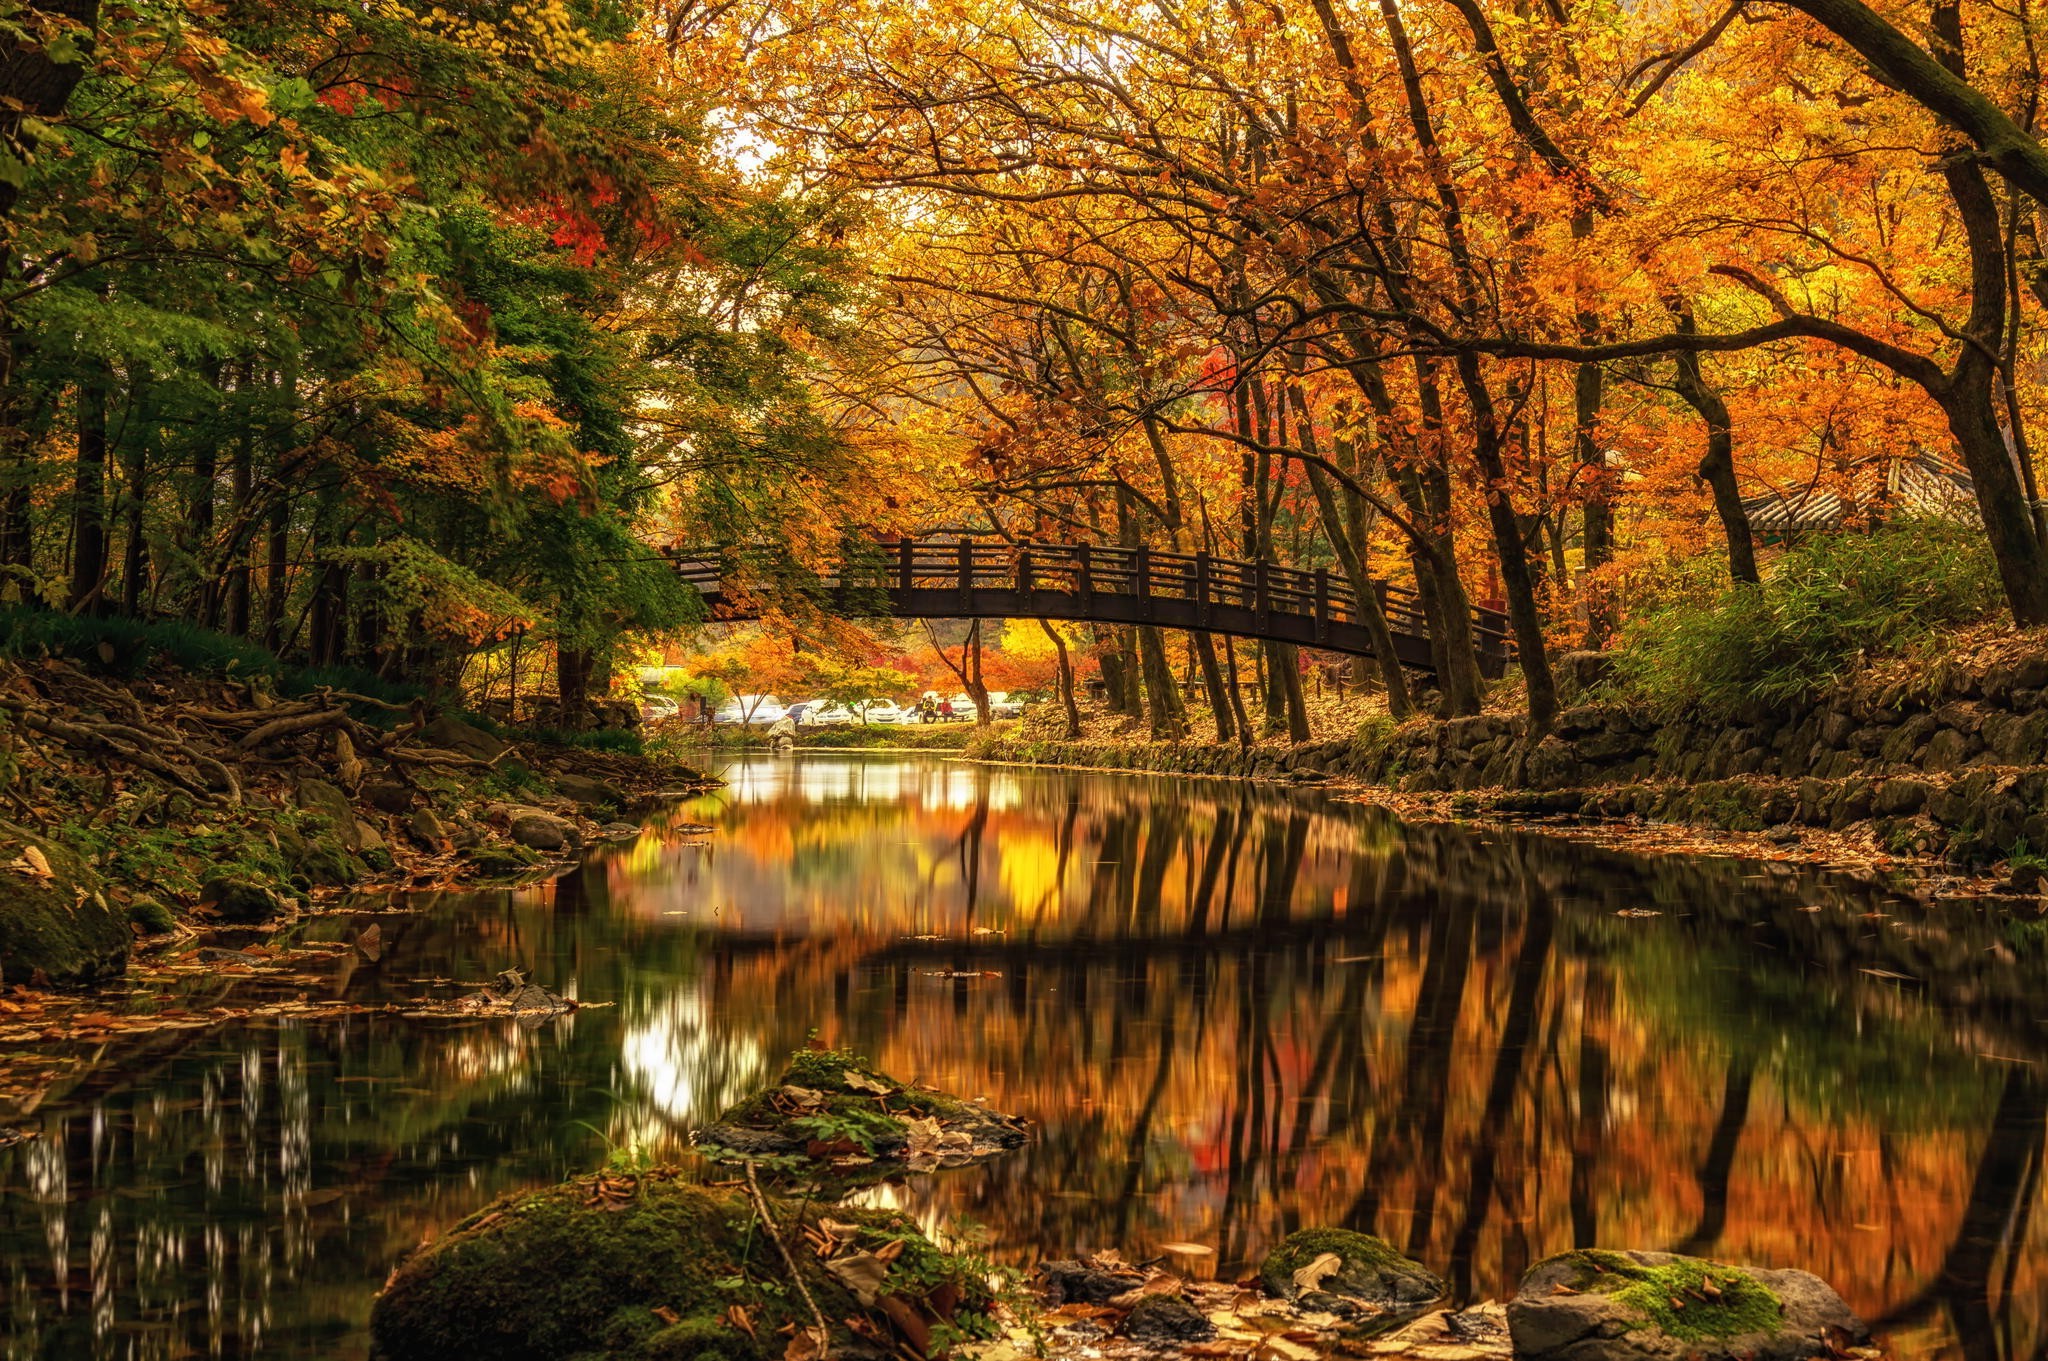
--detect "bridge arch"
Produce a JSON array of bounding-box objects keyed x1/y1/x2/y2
[{"x1": 674, "y1": 537, "x2": 1511, "y2": 677}]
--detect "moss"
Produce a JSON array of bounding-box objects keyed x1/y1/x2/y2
[
  {"x1": 370, "y1": 1171, "x2": 996, "y2": 1361},
  {"x1": 1566, "y1": 1250, "x2": 1785, "y2": 1342},
  {"x1": 467, "y1": 843, "x2": 542, "y2": 876},
  {"x1": 1257, "y1": 1228, "x2": 1442, "y2": 1308},
  {"x1": 0, "y1": 820, "x2": 128, "y2": 984},
  {"x1": 128, "y1": 897, "x2": 177, "y2": 934},
  {"x1": 1260, "y1": 1228, "x2": 1403, "y2": 1292}
]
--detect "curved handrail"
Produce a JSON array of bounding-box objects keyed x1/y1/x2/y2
[{"x1": 668, "y1": 536, "x2": 1513, "y2": 671}]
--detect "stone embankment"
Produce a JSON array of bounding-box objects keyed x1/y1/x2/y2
[{"x1": 973, "y1": 648, "x2": 2048, "y2": 864}]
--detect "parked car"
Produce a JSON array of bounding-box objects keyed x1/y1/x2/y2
[
  {"x1": 986, "y1": 692, "x2": 1025, "y2": 719},
  {"x1": 852, "y1": 698, "x2": 905, "y2": 725},
  {"x1": 784, "y1": 700, "x2": 818, "y2": 726},
  {"x1": 802, "y1": 701, "x2": 855, "y2": 726},
  {"x1": 641, "y1": 694, "x2": 681, "y2": 722},
  {"x1": 947, "y1": 693, "x2": 978, "y2": 722},
  {"x1": 713, "y1": 694, "x2": 786, "y2": 726}
]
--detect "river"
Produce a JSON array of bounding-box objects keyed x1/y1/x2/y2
[{"x1": 1, "y1": 753, "x2": 2041, "y2": 1359}]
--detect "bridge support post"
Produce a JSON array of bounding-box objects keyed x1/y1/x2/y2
[
  {"x1": 957, "y1": 539, "x2": 973, "y2": 611},
  {"x1": 1314, "y1": 568, "x2": 1331, "y2": 645},
  {"x1": 1016, "y1": 548, "x2": 1033, "y2": 599},
  {"x1": 898, "y1": 539, "x2": 914, "y2": 593},
  {"x1": 1254, "y1": 559, "x2": 1271, "y2": 630},
  {"x1": 1194, "y1": 552, "x2": 1211, "y2": 625},
  {"x1": 1077, "y1": 546, "x2": 1093, "y2": 609},
  {"x1": 1134, "y1": 544, "x2": 1152, "y2": 619}
]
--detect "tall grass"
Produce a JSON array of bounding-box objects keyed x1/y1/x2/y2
[{"x1": 1613, "y1": 519, "x2": 2002, "y2": 716}]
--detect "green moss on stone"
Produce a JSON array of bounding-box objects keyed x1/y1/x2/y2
[
  {"x1": 370, "y1": 1170, "x2": 996, "y2": 1361},
  {"x1": 1568, "y1": 1250, "x2": 1785, "y2": 1342},
  {"x1": 128, "y1": 897, "x2": 177, "y2": 934},
  {"x1": 1257, "y1": 1228, "x2": 1442, "y2": 1307}
]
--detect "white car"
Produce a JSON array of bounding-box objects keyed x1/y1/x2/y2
[
  {"x1": 802, "y1": 702, "x2": 856, "y2": 726},
  {"x1": 851, "y1": 698, "x2": 905, "y2": 725},
  {"x1": 641, "y1": 695, "x2": 681, "y2": 722},
  {"x1": 714, "y1": 695, "x2": 786, "y2": 726}
]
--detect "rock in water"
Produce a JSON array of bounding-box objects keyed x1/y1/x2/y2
[
  {"x1": 509, "y1": 812, "x2": 574, "y2": 852},
  {"x1": 369, "y1": 1171, "x2": 997, "y2": 1361},
  {"x1": 1507, "y1": 1249, "x2": 1870, "y2": 1361},
  {"x1": 202, "y1": 876, "x2": 292, "y2": 924},
  {"x1": 696, "y1": 1046, "x2": 1029, "y2": 1177},
  {"x1": 1258, "y1": 1228, "x2": 1444, "y2": 1314},
  {"x1": 0, "y1": 822, "x2": 127, "y2": 984}
]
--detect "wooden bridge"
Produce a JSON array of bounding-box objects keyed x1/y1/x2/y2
[{"x1": 673, "y1": 537, "x2": 1511, "y2": 676}]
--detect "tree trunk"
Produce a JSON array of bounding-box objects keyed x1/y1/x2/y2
[
  {"x1": 1671, "y1": 307, "x2": 1759, "y2": 585},
  {"x1": 1192, "y1": 631, "x2": 1235, "y2": 743},
  {"x1": 262, "y1": 495, "x2": 289, "y2": 652},
  {"x1": 224, "y1": 413, "x2": 253, "y2": 635},
  {"x1": 67, "y1": 358, "x2": 109, "y2": 611},
  {"x1": 1041, "y1": 618, "x2": 1082, "y2": 738},
  {"x1": 1137, "y1": 625, "x2": 1187, "y2": 740},
  {"x1": 556, "y1": 645, "x2": 593, "y2": 727}
]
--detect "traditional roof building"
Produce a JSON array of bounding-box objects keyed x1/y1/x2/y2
[{"x1": 1741, "y1": 449, "x2": 1980, "y2": 541}]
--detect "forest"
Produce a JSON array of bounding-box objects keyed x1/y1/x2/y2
[
  {"x1": 1, "y1": 0, "x2": 2046, "y2": 1359},
  {"x1": 2, "y1": 0, "x2": 2045, "y2": 734}
]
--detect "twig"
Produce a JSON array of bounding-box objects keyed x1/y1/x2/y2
[{"x1": 741, "y1": 1162, "x2": 831, "y2": 1356}]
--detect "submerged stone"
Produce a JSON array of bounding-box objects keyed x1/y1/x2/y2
[
  {"x1": 1257, "y1": 1228, "x2": 1444, "y2": 1314},
  {"x1": 1507, "y1": 1249, "x2": 1869, "y2": 1361},
  {"x1": 368, "y1": 1170, "x2": 998, "y2": 1361}
]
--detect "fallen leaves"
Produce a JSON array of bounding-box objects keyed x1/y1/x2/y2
[
  {"x1": 1291, "y1": 1252, "x2": 1344, "y2": 1294},
  {"x1": 8, "y1": 844, "x2": 53, "y2": 880}
]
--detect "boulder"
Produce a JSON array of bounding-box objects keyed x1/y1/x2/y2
[
  {"x1": 295, "y1": 777, "x2": 386, "y2": 856},
  {"x1": 364, "y1": 781, "x2": 415, "y2": 814},
  {"x1": 510, "y1": 813, "x2": 575, "y2": 853},
  {"x1": 1257, "y1": 1228, "x2": 1443, "y2": 1314},
  {"x1": 406, "y1": 807, "x2": 449, "y2": 849},
  {"x1": 0, "y1": 822, "x2": 128, "y2": 984},
  {"x1": 419, "y1": 714, "x2": 511, "y2": 763},
  {"x1": 369, "y1": 1171, "x2": 997, "y2": 1361},
  {"x1": 1125, "y1": 1294, "x2": 1215, "y2": 1342},
  {"x1": 552, "y1": 772, "x2": 625, "y2": 808},
  {"x1": 1507, "y1": 1249, "x2": 1868, "y2": 1361},
  {"x1": 202, "y1": 876, "x2": 293, "y2": 924}
]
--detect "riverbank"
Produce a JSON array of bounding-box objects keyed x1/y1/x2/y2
[
  {"x1": 968, "y1": 632, "x2": 2048, "y2": 883},
  {"x1": 0, "y1": 652, "x2": 715, "y2": 986}
]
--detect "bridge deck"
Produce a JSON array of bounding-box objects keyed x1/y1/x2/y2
[{"x1": 673, "y1": 539, "x2": 1510, "y2": 677}]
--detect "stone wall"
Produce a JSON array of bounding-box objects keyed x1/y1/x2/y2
[{"x1": 971, "y1": 648, "x2": 2048, "y2": 862}]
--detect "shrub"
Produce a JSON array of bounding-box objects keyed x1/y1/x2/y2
[
  {"x1": 0, "y1": 608, "x2": 280, "y2": 679},
  {"x1": 1613, "y1": 519, "x2": 2001, "y2": 717}
]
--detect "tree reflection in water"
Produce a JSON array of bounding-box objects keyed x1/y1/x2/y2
[{"x1": 1, "y1": 754, "x2": 2041, "y2": 1359}]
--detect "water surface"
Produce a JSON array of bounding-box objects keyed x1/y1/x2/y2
[{"x1": 2, "y1": 754, "x2": 2041, "y2": 1359}]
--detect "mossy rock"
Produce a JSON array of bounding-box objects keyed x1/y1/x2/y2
[
  {"x1": 1507, "y1": 1249, "x2": 1868, "y2": 1361},
  {"x1": 1257, "y1": 1228, "x2": 1443, "y2": 1313},
  {"x1": 128, "y1": 896, "x2": 177, "y2": 934},
  {"x1": 467, "y1": 842, "x2": 543, "y2": 877},
  {"x1": 0, "y1": 820, "x2": 128, "y2": 985},
  {"x1": 696, "y1": 1046, "x2": 1028, "y2": 1175},
  {"x1": 369, "y1": 1170, "x2": 998, "y2": 1361}
]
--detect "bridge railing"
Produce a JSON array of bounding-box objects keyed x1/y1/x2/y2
[{"x1": 672, "y1": 538, "x2": 1512, "y2": 661}]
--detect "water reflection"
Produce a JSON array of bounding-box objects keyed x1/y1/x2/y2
[{"x1": 1, "y1": 754, "x2": 2041, "y2": 1359}]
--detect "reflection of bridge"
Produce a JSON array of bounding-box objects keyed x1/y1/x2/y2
[{"x1": 674, "y1": 537, "x2": 1511, "y2": 675}]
